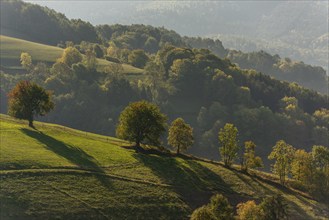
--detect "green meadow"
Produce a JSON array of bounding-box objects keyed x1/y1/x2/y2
[
  {"x1": 0, "y1": 114, "x2": 328, "y2": 219},
  {"x1": 0, "y1": 35, "x2": 143, "y2": 76}
]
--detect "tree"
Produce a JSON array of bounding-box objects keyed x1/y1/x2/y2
[
  {"x1": 268, "y1": 140, "x2": 295, "y2": 185},
  {"x1": 218, "y1": 123, "x2": 239, "y2": 167},
  {"x1": 208, "y1": 194, "x2": 234, "y2": 220},
  {"x1": 20, "y1": 52, "x2": 32, "y2": 70},
  {"x1": 191, "y1": 194, "x2": 234, "y2": 220},
  {"x1": 58, "y1": 46, "x2": 82, "y2": 67},
  {"x1": 128, "y1": 49, "x2": 149, "y2": 68},
  {"x1": 83, "y1": 49, "x2": 97, "y2": 70},
  {"x1": 242, "y1": 141, "x2": 263, "y2": 172},
  {"x1": 8, "y1": 81, "x2": 54, "y2": 127},
  {"x1": 190, "y1": 205, "x2": 216, "y2": 220},
  {"x1": 260, "y1": 194, "x2": 289, "y2": 220},
  {"x1": 116, "y1": 101, "x2": 167, "y2": 149},
  {"x1": 168, "y1": 118, "x2": 194, "y2": 154},
  {"x1": 236, "y1": 200, "x2": 265, "y2": 220},
  {"x1": 291, "y1": 149, "x2": 313, "y2": 184}
]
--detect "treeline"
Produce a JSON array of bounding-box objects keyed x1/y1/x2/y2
[
  {"x1": 0, "y1": 0, "x2": 98, "y2": 45},
  {"x1": 227, "y1": 50, "x2": 328, "y2": 93},
  {"x1": 1, "y1": 45, "x2": 328, "y2": 166}
]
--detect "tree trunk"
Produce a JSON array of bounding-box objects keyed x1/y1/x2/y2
[{"x1": 28, "y1": 119, "x2": 34, "y2": 128}]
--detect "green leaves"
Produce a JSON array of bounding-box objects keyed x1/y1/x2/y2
[
  {"x1": 8, "y1": 81, "x2": 54, "y2": 127},
  {"x1": 168, "y1": 118, "x2": 194, "y2": 154},
  {"x1": 218, "y1": 123, "x2": 239, "y2": 167},
  {"x1": 116, "y1": 101, "x2": 167, "y2": 147}
]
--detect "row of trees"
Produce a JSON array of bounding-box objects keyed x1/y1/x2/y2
[{"x1": 191, "y1": 193, "x2": 288, "y2": 220}]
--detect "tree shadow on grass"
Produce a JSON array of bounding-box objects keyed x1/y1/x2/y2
[
  {"x1": 249, "y1": 176, "x2": 315, "y2": 220},
  {"x1": 20, "y1": 128, "x2": 112, "y2": 188},
  {"x1": 133, "y1": 153, "x2": 235, "y2": 209}
]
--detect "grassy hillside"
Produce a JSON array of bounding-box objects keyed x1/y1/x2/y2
[
  {"x1": 0, "y1": 114, "x2": 328, "y2": 219},
  {"x1": 0, "y1": 35, "x2": 143, "y2": 76}
]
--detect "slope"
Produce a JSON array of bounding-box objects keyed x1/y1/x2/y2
[
  {"x1": 0, "y1": 114, "x2": 328, "y2": 219},
  {"x1": 0, "y1": 35, "x2": 143, "y2": 76}
]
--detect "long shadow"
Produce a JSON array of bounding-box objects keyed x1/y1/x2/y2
[
  {"x1": 249, "y1": 176, "x2": 314, "y2": 219},
  {"x1": 20, "y1": 128, "x2": 112, "y2": 188},
  {"x1": 133, "y1": 153, "x2": 235, "y2": 209}
]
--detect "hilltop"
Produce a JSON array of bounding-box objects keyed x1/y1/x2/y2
[
  {"x1": 0, "y1": 35, "x2": 143, "y2": 75},
  {"x1": 0, "y1": 114, "x2": 328, "y2": 219}
]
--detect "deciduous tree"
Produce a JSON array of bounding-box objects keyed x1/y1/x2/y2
[
  {"x1": 20, "y1": 52, "x2": 32, "y2": 70},
  {"x1": 242, "y1": 141, "x2": 263, "y2": 172},
  {"x1": 218, "y1": 123, "x2": 239, "y2": 167},
  {"x1": 8, "y1": 81, "x2": 54, "y2": 127},
  {"x1": 116, "y1": 101, "x2": 167, "y2": 150},
  {"x1": 268, "y1": 140, "x2": 295, "y2": 185},
  {"x1": 168, "y1": 118, "x2": 194, "y2": 154}
]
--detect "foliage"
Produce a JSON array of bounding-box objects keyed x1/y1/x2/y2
[
  {"x1": 236, "y1": 200, "x2": 265, "y2": 220},
  {"x1": 8, "y1": 81, "x2": 54, "y2": 127},
  {"x1": 260, "y1": 194, "x2": 289, "y2": 220},
  {"x1": 218, "y1": 123, "x2": 239, "y2": 167},
  {"x1": 83, "y1": 49, "x2": 98, "y2": 70},
  {"x1": 268, "y1": 140, "x2": 295, "y2": 185},
  {"x1": 128, "y1": 49, "x2": 149, "y2": 68},
  {"x1": 191, "y1": 194, "x2": 234, "y2": 220},
  {"x1": 227, "y1": 50, "x2": 328, "y2": 93},
  {"x1": 291, "y1": 149, "x2": 313, "y2": 183},
  {"x1": 242, "y1": 141, "x2": 263, "y2": 172},
  {"x1": 116, "y1": 101, "x2": 167, "y2": 148},
  {"x1": 190, "y1": 205, "x2": 216, "y2": 220},
  {"x1": 58, "y1": 47, "x2": 83, "y2": 67},
  {"x1": 168, "y1": 118, "x2": 194, "y2": 154},
  {"x1": 20, "y1": 52, "x2": 32, "y2": 70}
]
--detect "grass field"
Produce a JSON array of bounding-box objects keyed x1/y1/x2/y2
[
  {"x1": 0, "y1": 114, "x2": 328, "y2": 219},
  {"x1": 0, "y1": 35, "x2": 144, "y2": 76}
]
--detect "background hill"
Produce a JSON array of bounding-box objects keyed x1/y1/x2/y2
[
  {"x1": 0, "y1": 35, "x2": 143, "y2": 75},
  {"x1": 23, "y1": 0, "x2": 328, "y2": 71},
  {"x1": 2, "y1": 0, "x2": 327, "y2": 93},
  {"x1": 1, "y1": 114, "x2": 328, "y2": 219}
]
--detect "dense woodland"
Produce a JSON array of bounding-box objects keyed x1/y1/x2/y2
[
  {"x1": 1, "y1": 0, "x2": 328, "y2": 168},
  {"x1": 1, "y1": 0, "x2": 327, "y2": 93}
]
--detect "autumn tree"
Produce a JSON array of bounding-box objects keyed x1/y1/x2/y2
[
  {"x1": 58, "y1": 46, "x2": 82, "y2": 67},
  {"x1": 311, "y1": 145, "x2": 329, "y2": 200},
  {"x1": 116, "y1": 101, "x2": 167, "y2": 150},
  {"x1": 236, "y1": 200, "x2": 265, "y2": 220},
  {"x1": 291, "y1": 149, "x2": 313, "y2": 184},
  {"x1": 218, "y1": 123, "x2": 239, "y2": 167},
  {"x1": 168, "y1": 118, "x2": 194, "y2": 154},
  {"x1": 20, "y1": 52, "x2": 32, "y2": 70},
  {"x1": 83, "y1": 49, "x2": 98, "y2": 70},
  {"x1": 242, "y1": 141, "x2": 263, "y2": 172},
  {"x1": 8, "y1": 81, "x2": 54, "y2": 127},
  {"x1": 191, "y1": 194, "x2": 234, "y2": 220},
  {"x1": 260, "y1": 194, "x2": 289, "y2": 220},
  {"x1": 268, "y1": 140, "x2": 295, "y2": 185}
]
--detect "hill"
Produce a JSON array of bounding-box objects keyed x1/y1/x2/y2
[
  {"x1": 1, "y1": 114, "x2": 328, "y2": 219},
  {"x1": 0, "y1": 35, "x2": 143, "y2": 75},
  {"x1": 1, "y1": 0, "x2": 327, "y2": 94},
  {"x1": 23, "y1": 1, "x2": 328, "y2": 71}
]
